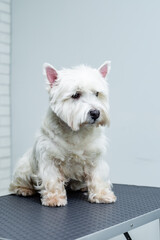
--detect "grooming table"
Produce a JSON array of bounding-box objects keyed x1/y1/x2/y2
[{"x1": 0, "y1": 184, "x2": 160, "y2": 240}]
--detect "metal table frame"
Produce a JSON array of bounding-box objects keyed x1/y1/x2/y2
[
  {"x1": 0, "y1": 184, "x2": 160, "y2": 240},
  {"x1": 78, "y1": 208, "x2": 160, "y2": 240}
]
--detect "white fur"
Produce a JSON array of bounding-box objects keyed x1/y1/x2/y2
[{"x1": 9, "y1": 62, "x2": 116, "y2": 206}]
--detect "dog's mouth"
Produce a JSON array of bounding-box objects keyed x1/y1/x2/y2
[
  {"x1": 90, "y1": 119, "x2": 97, "y2": 124},
  {"x1": 80, "y1": 118, "x2": 100, "y2": 127}
]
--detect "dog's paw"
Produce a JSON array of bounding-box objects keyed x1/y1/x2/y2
[
  {"x1": 17, "y1": 187, "x2": 35, "y2": 196},
  {"x1": 89, "y1": 189, "x2": 117, "y2": 204},
  {"x1": 41, "y1": 192, "x2": 67, "y2": 207},
  {"x1": 9, "y1": 184, "x2": 35, "y2": 196}
]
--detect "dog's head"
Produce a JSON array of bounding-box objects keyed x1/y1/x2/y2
[{"x1": 43, "y1": 62, "x2": 111, "y2": 131}]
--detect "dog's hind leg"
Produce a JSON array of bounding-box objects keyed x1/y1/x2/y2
[{"x1": 9, "y1": 149, "x2": 35, "y2": 196}]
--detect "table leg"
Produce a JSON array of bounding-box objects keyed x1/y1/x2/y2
[
  {"x1": 159, "y1": 219, "x2": 160, "y2": 240},
  {"x1": 124, "y1": 232, "x2": 132, "y2": 240}
]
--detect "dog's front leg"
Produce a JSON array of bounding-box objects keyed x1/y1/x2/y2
[
  {"x1": 38, "y1": 158, "x2": 67, "y2": 207},
  {"x1": 87, "y1": 160, "x2": 117, "y2": 204}
]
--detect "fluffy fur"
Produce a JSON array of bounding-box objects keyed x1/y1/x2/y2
[{"x1": 9, "y1": 62, "x2": 116, "y2": 207}]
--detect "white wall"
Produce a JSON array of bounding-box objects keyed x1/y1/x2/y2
[
  {"x1": 11, "y1": 1, "x2": 160, "y2": 239},
  {"x1": 0, "y1": 0, "x2": 11, "y2": 196}
]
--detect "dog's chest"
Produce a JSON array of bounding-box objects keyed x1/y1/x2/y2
[
  {"x1": 57, "y1": 147, "x2": 100, "y2": 181},
  {"x1": 51, "y1": 129, "x2": 104, "y2": 181}
]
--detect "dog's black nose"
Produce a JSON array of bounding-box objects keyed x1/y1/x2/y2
[{"x1": 89, "y1": 110, "x2": 100, "y2": 120}]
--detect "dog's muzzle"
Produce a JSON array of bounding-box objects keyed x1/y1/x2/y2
[{"x1": 89, "y1": 109, "x2": 100, "y2": 121}]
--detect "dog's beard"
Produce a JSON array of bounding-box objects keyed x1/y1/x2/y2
[{"x1": 51, "y1": 101, "x2": 110, "y2": 131}]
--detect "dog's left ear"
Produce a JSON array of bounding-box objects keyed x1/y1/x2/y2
[
  {"x1": 43, "y1": 63, "x2": 58, "y2": 87},
  {"x1": 98, "y1": 61, "x2": 111, "y2": 78}
]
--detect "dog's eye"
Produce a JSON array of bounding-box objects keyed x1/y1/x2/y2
[
  {"x1": 96, "y1": 92, "x2": 99, "y2": 97},
  {"x1": 72, "y1": 92, "x2": 81, "y2": 99}
]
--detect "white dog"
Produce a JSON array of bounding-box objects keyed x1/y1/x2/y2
[{"x1": 9, "y1": 61, "x2": 116, "y2": 207}]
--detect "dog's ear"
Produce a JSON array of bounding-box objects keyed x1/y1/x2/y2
[
  {"x1": 98, "y1": 61, "x2": 111, "y2": 78},
  {"x1": 43, "y1": 63, "x2": 58, "y2": 87}
]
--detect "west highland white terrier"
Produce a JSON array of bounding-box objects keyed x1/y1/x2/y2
[{"x1": 9, "y1": 61, "x2": 116, "y2": 206}]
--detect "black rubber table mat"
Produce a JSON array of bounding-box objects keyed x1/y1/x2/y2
[{"x1": 0, "y1": 184, "x2": 160, "y2": 240}]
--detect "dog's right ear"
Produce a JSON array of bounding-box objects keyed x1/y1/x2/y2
[
  {"x1": 98, "y1": 61, "x2": 111, "y2": 78},
  {"x1": 43, "y1": 63, "x2": 58, "y2": 88}
]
